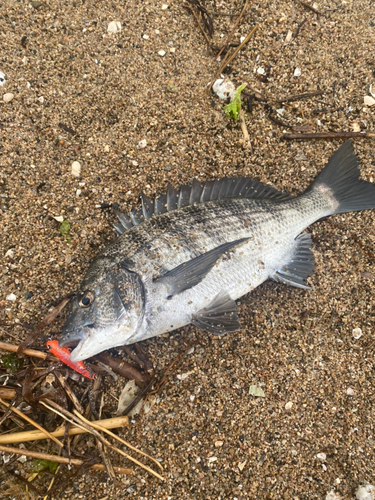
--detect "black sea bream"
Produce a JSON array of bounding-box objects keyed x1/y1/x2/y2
[{"x1": 60, "y1": 142, "x2": 375, "y2": 361}]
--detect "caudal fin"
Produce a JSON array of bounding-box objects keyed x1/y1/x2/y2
[{"x1": 309, "y1": 141, "x2": 375, "y2": 214}]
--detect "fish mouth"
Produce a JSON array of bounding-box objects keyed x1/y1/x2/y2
[
  {"x1": 60, "y1": 326, "x2": 102, "y2": 362},
  {"x1": 59, "y1": 326, "x2": 90, "y2": 348}
]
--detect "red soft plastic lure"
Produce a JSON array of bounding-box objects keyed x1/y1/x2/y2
[{"x1": 46, "y1": 340, "x2": 95, "y2": 380}]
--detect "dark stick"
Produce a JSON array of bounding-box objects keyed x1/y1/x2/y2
[
  {"x1": 283, "y1": 132, "x2": 375, "y2": 140},
  {"x1": 297, "y1": 0, "x2": 322, "y2": 16},
  {"x1": 294, "y1": 18, "x2": 307, "y2": 39},
  {"x1": 267, "y1": 114, "x2": 293, "y2": 129},
  {"x1": 185, "y1": 5, "x2": 211, "y2": 46},
  {"x1": 216, "y1": 0, "x2": 249, "y2": 60},
  {"x1": 95, "y1": 352, "x2": 145, "y2": 388}
]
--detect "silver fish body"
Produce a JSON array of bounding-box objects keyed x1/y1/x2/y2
[{"x1": 61, "y1": 142, "x2": 375, "y2": 361}]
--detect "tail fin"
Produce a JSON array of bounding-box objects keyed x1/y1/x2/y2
[{"x1": 309, "y1": 141, "x2": 375, "y2": 214}]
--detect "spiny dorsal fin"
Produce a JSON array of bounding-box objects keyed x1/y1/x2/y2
[{"x1": 113, "y1": 177, "x2": 290, "y2": 234}]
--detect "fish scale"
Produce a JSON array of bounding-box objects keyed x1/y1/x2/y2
[{"x1": 60, "y1": 142, "x2": 375, "y2": 361}]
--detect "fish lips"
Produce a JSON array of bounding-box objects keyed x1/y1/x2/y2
[{"x1": 59, "y1": 327, "x2": 91, "y2": 362}]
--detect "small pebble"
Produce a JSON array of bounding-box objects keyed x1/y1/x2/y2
[
  {"x1": 143, "y1": 34, "x2": 149, "y2": 40},
  {"x1": 5, "y1": 249, "x2": 14, "y2": 258},
  {"x1": 161, "y1": 4, "x2": 169, "y2": 10},
  {"x1": 158, "y1": 50, "x2": 166, "y2": 57},
  {"x1": 317, "y1": 452, "x2": 327, "y2": 461},
  {"x1": 215, "y1": 441, "x2": 223, "y2": 448},
  {"x1": 364, "y1": 96, "x2": 375, "y2": 106},
  {"x1": 137, "y1": 139, "x2": 147, "y2": 149},
  {"x1": 53, "y1": 216, "x2": 64, "y2": 223},
  {"x1": 294, "y1": 67, "x2": 302, "y2": 77},
  {"x1": 212, "y1": 79, "x2": 235, "y2": 100},
  {"x1": 0, "y1": 71, "x2": 5, "y2": 86},
  {"x1": 346, "y1": 387, "x2": 355, "y2": 395},
  {"x1": 285, "y1": 401, "x2": 293, "y2": 410},
  {"x1": 249, "y1": 385, "x2": 265, "y2": 398},
  {"x1": 6, "y1": 293, "x2": 17, "y2": 302},
  {"x1": 108, "y1": 21, "x2": 121, "y2": 34},
  {"x1": 353, "y1": 327, "x2": 362, "y2": 339},
  {"x1": 3, "y1": 93, "x2": 14, "y2": 103},
  {"x1": 356, "y1": 484, "x2": 375, "y2": 500},
  {"x1": 71, "y1": 161, "x2": 81, "y2": 178},
  {"x1": 30, "y1": 1, "x2": 42, "y2": 9}
]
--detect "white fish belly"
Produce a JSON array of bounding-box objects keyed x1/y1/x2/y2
[{"x1": 144, "y1": 229, "x2": 298, "y2": 339}]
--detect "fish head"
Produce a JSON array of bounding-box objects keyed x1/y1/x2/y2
[{"x1": 60, "y1": 260, "x2": 145, "y2": 362}]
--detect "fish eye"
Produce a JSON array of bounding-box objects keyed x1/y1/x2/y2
[{"x1": 79, "y1": 291, "x2": 95, "y2": 308}]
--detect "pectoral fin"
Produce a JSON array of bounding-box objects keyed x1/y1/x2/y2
[
  {"x1": 192, "y1": 291, "x2": 241, "y2": 335},
  {"x1": 154, "y1": 238, "x2": 249, "y2": 297},
  {"x1": 272, "y1": 233, "x2": 314, "y2": 289}
]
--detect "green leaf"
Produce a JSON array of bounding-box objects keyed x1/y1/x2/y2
[
  {"x1": 1, "y1": 353, "x2": 23, "y2": 374},
  {"x1": 30, "y1": 459, "x2": 59, "y2": 474},
  {"x1": 223, "y1": 83, "x2": 247, "y2": 121},
  {"x1": 59, "y1": 221, "x2": 70, "y2": 235}
]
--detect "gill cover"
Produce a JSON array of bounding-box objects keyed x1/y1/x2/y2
[{"x1": 60, "y1": 262, "x2": 145, "y2": 361}]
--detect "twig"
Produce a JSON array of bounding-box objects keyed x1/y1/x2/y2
[
  {"x1": 96, "y1": 352, "x2": 145, "y2": 387},
  {"x1": 239, "y1": 109, "x2": 252, "y2": 150},
  {"x1": 209, "y1": 25, "x2": 258, "y2": 93},
  {"x1": 0, "y1": 445, "x2": 133, "y2": 474},
  {"x1": 294, "y1": 18, "x2": 307, "y2": 39},
  {"x1": 185, "y1": 4, "x2": 211, "y2": 46},
  {"x1": 74, "y1": 410, "x2": 163, "y2": 472},
  {"x1": 41, "y1": 399, "x2": 164, "y2": 481},
  {"x1": 297, "y1": 0, "x2": 322, "y2": 16},
  {"x1": 0, "y1": 388, "x2": 16, "y2": 400},
  {"x1": 17, "y1": 296, "x2": 71, "y2": 354},
  {"x1": 216, "y1": 0, "x2": 249, "y2": 60},
  {"x1": 0, "y1": 341, "x2": 54, "y2": 360},
  {"x1": 54, "y1": 372, "x2": 84, "y2": 413},
  {"x1": 267, "y1": 113, "x2": 293, "y2": 129},
  {"x1": 0, "y1": 415, "x2": 129, "y2": 444},
  {"x1": 283, "y1": 131, "x2": 375, "y2": 140},
  {"x1": 97, "y1": 440, "x2": 116, "y2": 480},
  {"x1": 275, "y1": 91, "x2": 326, "y2": 103},
  {"x1": 0, "y1": 398, "x2": 64, "y2": 448}
]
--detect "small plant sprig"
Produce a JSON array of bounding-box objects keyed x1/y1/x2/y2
[
  {"x1": 223, "y1": 83, "x2": 247, "y2": 121},
  {"x1": 60, "y1": 221, "x2": 71, "y2": 243}
]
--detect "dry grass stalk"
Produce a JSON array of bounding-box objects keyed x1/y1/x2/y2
[
  {"x1": 41, "y1": 400, "x2": 164, "y2": 481},
  {"x1": 209, "y1": 25, "x2": 258, "y2": 93},
  {"x1": 74, "y1": 410, "x2": 163, "y2": 472},
  {"x1": 239, "y1": 109, "x2": 252, "y2": 150},
  {"x1": 54, "y1": 372, "x2": 84, "y2": 413},
  {"x1": 215, "y1": 0, "x2": 249, "y2": 60},
  {"x1": 0, "y1": 444, "x2": 133, "y2": 474},
  {"x1": 283, "y1": 131, "x2": 375, "y2": 140},
  {"x1": 0, "y1": 415, "x2": 129, "y2": 445},
  {"x1": 0, "y1": 341, "x2": 51, "y2": 360},
  {"x1": 0, "y1": 398, "x2": 63, "y2": 448},
  {"x1": 0, "y1": 388, "x2": 16, "y2": 399}
]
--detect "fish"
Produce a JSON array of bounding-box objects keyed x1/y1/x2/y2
[
  {"x1": 60, "y1": 141, "x2": 375, "y2": 362},
  {"x1": 46, "y1": 340, "x2": 95, "y2": 379}
]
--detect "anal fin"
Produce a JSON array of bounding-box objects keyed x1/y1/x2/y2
[
  {"x1": 272, "y1": 233, "x2": 314, "y2": 289},
  {"x1": 192, "y1": 291, "x2": 241, "y2": 335}
]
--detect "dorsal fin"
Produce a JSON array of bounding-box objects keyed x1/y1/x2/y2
[{"x1": 113, "y1": 177, "x2": 291, "y2": 234}]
